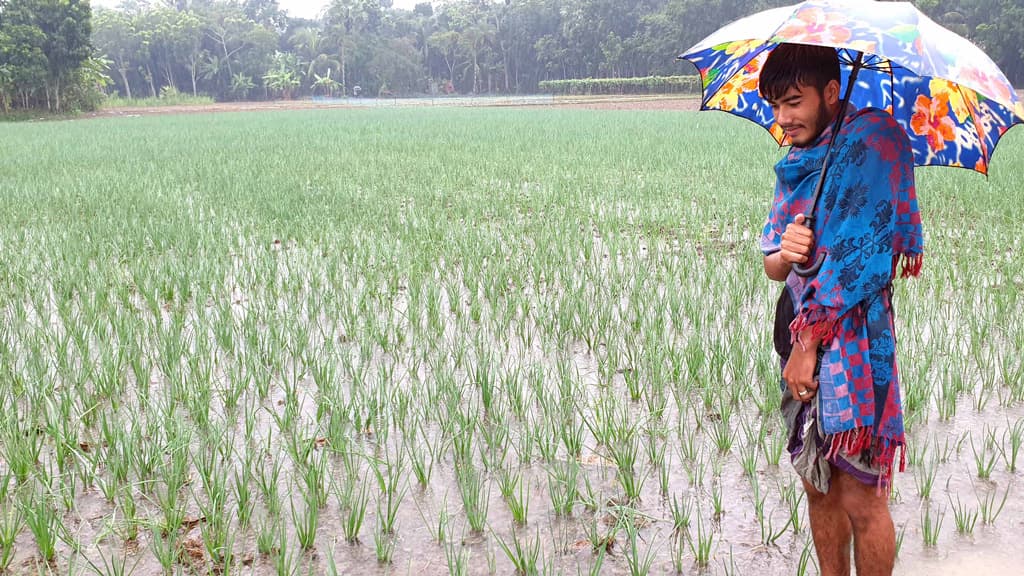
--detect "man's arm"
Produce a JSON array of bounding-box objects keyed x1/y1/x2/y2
[{"x1": 764, "y1": 251, "x2": 791, "y2": 281}]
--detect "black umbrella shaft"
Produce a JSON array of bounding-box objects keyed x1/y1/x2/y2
[{"x1": 794, "y1": 51, "x2": 865, "y2": 278}]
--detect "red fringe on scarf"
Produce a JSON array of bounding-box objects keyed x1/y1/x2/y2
[
  {"x1": 898, "y1": 253, "x2": 923, "y2": 279},
  {"x1": 789, "y1": 313, "x2": 838, "y2": 350},
  {"x1": 826, "y1": 427, "x2": 906, "y2": 496}
]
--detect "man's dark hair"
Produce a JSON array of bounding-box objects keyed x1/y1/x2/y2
[{"x1": 759, "y1": 43, "x2": 841, "y2": 102}]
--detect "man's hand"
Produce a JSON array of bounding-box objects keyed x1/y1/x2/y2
[
  {"x1": 780, "y1": 214, "x2": 815, "y2": 265},
  {"x1": 783, "y1": 330, "x2": 820, "y2": 403}
]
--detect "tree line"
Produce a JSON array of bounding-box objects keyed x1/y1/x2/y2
[{"x1": 2, "y1": 0, "x2": 1022, "y2": 112}]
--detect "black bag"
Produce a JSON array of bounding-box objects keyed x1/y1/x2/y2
[{"x1": 774, "y1": 285, "x2": 796, "y2": 360}]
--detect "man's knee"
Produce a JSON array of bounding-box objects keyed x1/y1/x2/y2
[{"x1": 835, "y1": 474, "x2": 889, "y2": 527}]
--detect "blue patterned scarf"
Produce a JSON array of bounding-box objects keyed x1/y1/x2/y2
[{"x1": 762, "y1": 106, "x2": 924, "y2": 489}]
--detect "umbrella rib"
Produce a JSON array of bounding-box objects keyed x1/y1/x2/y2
[{"x1": 955, "y1": 83, "x2": 989, "y2": 174}]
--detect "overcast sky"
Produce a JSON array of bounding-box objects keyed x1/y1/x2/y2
[{"x1": 92, "y1": 0, "x2": 425, "y2": 20}]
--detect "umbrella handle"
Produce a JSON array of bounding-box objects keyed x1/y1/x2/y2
[
  {"x1": 793, "y1": 213, "x2": 825, "y2": 277},
  {"x1": 794, "y1": 251, "x2": 826, "y2": 277}
]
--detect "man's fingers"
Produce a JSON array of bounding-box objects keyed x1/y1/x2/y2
[
  {"x1": 780, "y1": 249, "x2": 809, "y2": 264},
  {"x1": 783, "y1": 225, "x2": 814, "y2": 241}
]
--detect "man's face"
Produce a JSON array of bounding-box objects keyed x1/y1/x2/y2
[{"x1": 768, "y1": 81, "x2": 838, "y2": 147}]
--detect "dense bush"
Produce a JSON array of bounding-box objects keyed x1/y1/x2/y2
[{"x1": 538, "y1": 76, "x2": 701, "y2": 96}]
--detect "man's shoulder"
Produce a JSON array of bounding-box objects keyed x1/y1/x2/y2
[
  {"x1": 848, "y1": 107, "x2": 906, "y2": 138},
  {"x1": 844, "y1": 107, "x2": 912, "y2": 152}
]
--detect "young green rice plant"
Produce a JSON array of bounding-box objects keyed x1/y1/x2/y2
[
  {"x1": 546, "y1": 459, "x2": 579, "y2": 517},
  {"x1": 456, "y1": 460, "x2": 490, "y2": 533},
  {"x1": 480, "y1": 419, "x2": 510, "y2": 472},
  {"x1": 949, "y1": 494, "x2": 978, "y2": 535},
  {"x1": 117, "y1": 485, "x2": 141, "y2": 543},
  {"x1": 83, "y1": 544, "x2": 142, "y2": 576},
  {"x1": 233, "y1": 461, "x2": 256, "y2": 530},
  {"x1": 778, "y1": 479, "x2": 805, "y2": 534},
  {"x1": 584, "y1": 393, "x2": 617, "y2": 449},
  {"x1": 199, "y1": 497, "x2": 235, "y2": 567},
  {"x1": 342, "y1": 478, "x2": 369, "y2": 543},
  {"x1": 561, "y1": 414, "x2": 586, "y2": 461},
  {"x1": 979, "y1": 482, "x2": 1010, "y2": 525},
  {"x1": 499, "y1": 468, "x2": 531, "y2": 525},
  {"x1": 535, "y1": 416, "x2": 561, "y2": 463},
  {"x1": 0, "y1": 502, "x2": 22, "y2": 572},
  {"x1": 970, "y1": 433, "x2": 999, "y2": 479},
  {"x1": 675, "y1": 416, "x2": 700, "y2": 463},
  {"x1": 711, "y1": 416, "x2": 735, "y2": 454},
  {"x1": 689, "y1": 507, "x2": 716, "y2": 568},
  {"x1": 256, "y1": 517, "x2": 279, "y2": 556},
  {"x1": 21, "y1": 487, "x2": 61, "y2": 563},
  {"x1": 374, "y1": 515, "x2": 397, "y2": 564},
  {"x1": 2, "y1": 412, "x2": 43, "y2": 484},
  {"x1": 670, "y1": 492, "x2": 692, "y2": 535},
  {"x1": 1001, "y1": 417, "x2": 1023, "y2": 472},
  {"x1": 607, "y1": 424, "x2": 645, "y2": 502},
  {"x1": 711, "y1": 480, "x2": 724, "y2": 518},
  {"x1": 258, "y1": 451, "x2": 284, "y2": 518},
  {"x1": 914, "y1": 453, "x2": 939, "y2": 500},
  {"x1": 492, "y1": 524, "x2": 542, "y2": 575},
  {"x1": 371, "y1": 449, "x2": 408, "y2": 535},
  {"x1": 292, "y1": 494, "x2": 319, "y2": 551},
  {"x1": 149, "y1": 523, "x2": 178, "y2": 573},
  {"x1": 445, "y1": 542, "x2": 471, "y2": 576},
  {"x1": 796, "y1": 535, "x2": 816, "y2": 576},
  {"x1": 738, "y1": 437, "x2": 759, "y2": 478},
  {"x1": 272, "y1": 526, "x2": 300, "y2": 576},
  {"x1": 621, "y1": 508, "x2": 658, "y2": 576},
  {"x1": 921, "y1": 504, "x2": 945, "y2": 547}
]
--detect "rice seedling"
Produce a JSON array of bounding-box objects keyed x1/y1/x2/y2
[
  {"x1": 445, "y1": 541, "x2": 471, "y2": 576},
  {"x1": 914, "y1": 453, "x2": 939, "y2": 500},
  {"x1": 493, "y1": 524, "x2": 542, "y2": 575},
  {"x1": 979, "y1": 482, "x2": 1010, "y2": 525},
  {"x1": 0, "y1": 504, "x2": 22, "y2": 572},
  {"x1": 970, "y1": 433, "x2": 1000, "y2": 479},
  {"x1": 373, "y1": 515, "x2": 397, "y2": 564},
  {"x1": 921, "y1": 504, "x2": 945, "y2": 547},
  {"x1": 621, "y1": 508, "x2": 659, "y2": 576},
  {"x1": 546, "y1": 460, "x2": 579, "y2": 517},
  {"x1": 949, "y1": 494, "x2": 979, "y2": 535},
  {"x1": 1002, "y1": 417, "x2": 1023, "y2": 472},
  {"x1": 796, "y1": 536, "x2": 816, "y2": 576},
  {"x1": 456, "y1": 461, "x2": 490, "y2": 533},
  {"x1": 21, "y1": 487, "x2": 62, "y2": 563},
  {"x1": 689, "y1": 507, "x2": 716, "y2": 568}
]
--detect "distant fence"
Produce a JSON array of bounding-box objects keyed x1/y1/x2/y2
[{"x1": 538, "y1": 75, "x2": 701, "y2": 96}]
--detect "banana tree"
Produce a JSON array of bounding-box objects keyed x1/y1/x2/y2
[{"x1": 311, "y1": 68, "x2": 341, "y2": 97}]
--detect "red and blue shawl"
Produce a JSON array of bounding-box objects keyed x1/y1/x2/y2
[{"x1": 761, "y1": 107, "x2": 924, "y2": 489}]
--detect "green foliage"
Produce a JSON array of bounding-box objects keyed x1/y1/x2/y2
[
  {"x1": 4, "y1": 0, "x2": 1024, "y2": 113},
  {"x1": 538, "y1": 75, "x2": 701, "y2": 96}
]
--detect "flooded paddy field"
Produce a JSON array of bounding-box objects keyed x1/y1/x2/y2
[{"x1": 1, "y1": 107, "x2": 1022, "y2": 574}]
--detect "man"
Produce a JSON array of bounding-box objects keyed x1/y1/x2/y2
[{"x1": 758, "y1": 44, "x2": 923, "y2": 576}]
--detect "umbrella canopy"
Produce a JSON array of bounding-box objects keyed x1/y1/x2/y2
[{"x1": 678, "y1": 0, "x2": 1024, "y2": 174}]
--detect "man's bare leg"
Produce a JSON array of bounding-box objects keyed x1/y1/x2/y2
[
  {"x1": 836, "y1": 468, "x2": 896, "y2": 576},
  {"x1": 802, "y1": 472, "x2": 852, "y2": 576}
]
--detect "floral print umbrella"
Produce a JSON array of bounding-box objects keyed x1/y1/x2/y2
[{"x1": 679, "y1": 0, "x2": 1024, "y2": 174}]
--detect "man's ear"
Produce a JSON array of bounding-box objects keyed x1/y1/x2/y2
[{"x1": 825, "y1": 79, "x2": 841, "y2": 105}]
